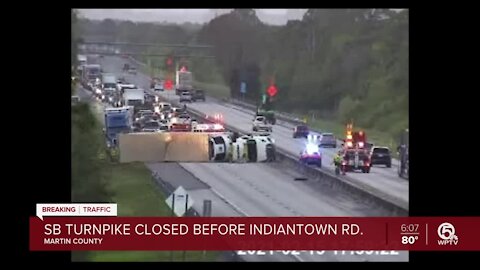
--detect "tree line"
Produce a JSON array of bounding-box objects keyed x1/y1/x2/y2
[{"x1": 78, "y1": 9, "x2": 408, "y2": 137}]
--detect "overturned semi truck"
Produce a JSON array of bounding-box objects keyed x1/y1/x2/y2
[
  {"x1": 209, "y1": 133, "x2": 276, "y2": 162},
  {"x1": 117, "y1": 131, "x2": 276, "y2": 163}
]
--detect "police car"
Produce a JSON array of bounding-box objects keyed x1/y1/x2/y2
[{"x1": 299, "y1": 142, "x2": 322, "y2": 167}]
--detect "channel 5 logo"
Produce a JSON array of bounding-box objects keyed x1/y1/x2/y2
[{"x1": 437, "y1": 222, "x2": 459, "y2": 245}]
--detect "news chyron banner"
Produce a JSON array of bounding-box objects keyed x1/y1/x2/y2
[{"x1": 30, "y1": 204, "x2": 479, "y2": 251}]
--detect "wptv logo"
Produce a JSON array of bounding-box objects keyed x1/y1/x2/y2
[{"x1": 437, "y1": 222, "x2": 459, "y2": 246}]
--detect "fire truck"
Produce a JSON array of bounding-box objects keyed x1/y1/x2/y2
[{"x1": 341, "y1": 123, "x2": 371, "y2": 173}]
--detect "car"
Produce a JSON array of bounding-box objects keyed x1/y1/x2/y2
[
  {"x1": 179, "y1": 91, "x2": 192, "y2": 102},
  {"x1": 144, "y1": 93, "x2": 156, "y2": 104},
  {"x1": 141, "y1": 120, "x2": 162, "y2": 132},
  {"x1": 192, "y1": 89, "x2": 206, "y2": 102},
  {"x1": 293, "y1": 125, "x2": 309, "y2": 138},
  {"x1": 299, "y1": 143, "x2": 322, "y2": 167},
  {"x1": 159, "y1": 119, "x2": 168, "y2": 125},
  {"x1": 154, "y1": 83, "x2": 164, "y2": 91},
  {"x1": 157, "y1": 102, "x2": 171, "y2": 111},
  {"x1": 178, "y1": 113, "x2": 191, "y2": 122},
  {"x1": 252, "y1": 116, "x2": 272, "y2": 132},
  {"x1": 318, "y1": 133, "x2": 337, "y2": 148},
  {"x1": 171, "y1": 106, "x2": 186, "y2": 114},
  {"x1": 370, "y1": 146, "x2": 392, "y2": 168},
  {"x1": 135, "y1": 110, "x2": 154, "y2": 122},
  {"x1": 158, "y1": 124, "x2": 169, "y2": 132}
]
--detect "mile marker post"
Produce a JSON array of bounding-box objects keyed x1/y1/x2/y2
[
  {"x1": 170, "y1": 193, "x2": 175, "y2": 261},
  {"x1": 202, "y1": 200, "x2": 212, "y2": 261},
  {"x1": 182, "y1": 194, "x2": 189, "y2": 261}
]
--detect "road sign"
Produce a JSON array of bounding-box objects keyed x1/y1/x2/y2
[
  {"x1": 267, "y1": 85, "x2": 278, "y2": 97},
  {"x1": 165, "y1": 186, "x2": 194, "y2": 217},
  {"x1": 164, "y1": 79, "x2": 173, "y2": 90},
  {"x1": 240, "y1": 82, "x2": 246, "y2": 94}
]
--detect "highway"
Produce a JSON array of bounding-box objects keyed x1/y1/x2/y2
[
  {"x1": 92, "y1": 56, "x2": 408, "y2": 261},
  {"x1": 105, "y1": 56, "x2": 408, "y2": 208}
]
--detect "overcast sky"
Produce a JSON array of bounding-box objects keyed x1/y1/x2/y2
[{"x1": 78, "y1": 9, "x2": 308, "y2": 25}]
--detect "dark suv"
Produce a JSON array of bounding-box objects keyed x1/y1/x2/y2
[
  {"x1": 318, "y1": 133, "x2": 337, "y2": 148},
  {"x1": 293, "y1": 125, "x2": 309, "y2": 138},
  {"x1": 192, "y1": 89, "x2": 206, "y2": 102},
  {"x1": 370, "y1": 147, "x2": 392, "y2": 168}
]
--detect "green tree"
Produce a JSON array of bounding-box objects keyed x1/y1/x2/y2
[{"x1": 71, "y1": 103, "x2": 110, "y2": 202}]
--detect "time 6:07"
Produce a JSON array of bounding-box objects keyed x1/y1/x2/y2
[{"x1": 400, "y1": 224, "x2": 419, "y2": 232}]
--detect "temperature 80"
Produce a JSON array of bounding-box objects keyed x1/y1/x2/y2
[{"x1": 401, "y1": 235, "x2": 419, "y2": 244}]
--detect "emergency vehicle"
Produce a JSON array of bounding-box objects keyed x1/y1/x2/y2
[
  {"x1": 299, "y1": 135, "x2": 322, "y2": 167},
  {"x1": 341, "y1": 123, "x2": 371, "y2": 173},
  {"x1": 205, "y1": 113, "x2": 224, "y2": 124},
  {"x1": 193, "y1": 123, "x2": 225, "y2": 133},
  {"x1": 169, "y1": 123, "x2": 191, "y2": 132}
]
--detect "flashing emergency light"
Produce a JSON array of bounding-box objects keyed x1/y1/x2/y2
[
  {"x1": 346, "y1": 141, "x2": 353, "y2": 148},
  {"x1": 214, "y1": 114, "x2": 223, "y2": 122},
  {"x1": 306, "y1": 143, "x2": 319, "y2": 155},
  {"x1": 213, "y1": 124, "x2": 224, "y2": 130},
  {"x1": 358, "y1": 142, "x2": 364, "y2": 148},
  {"x1": 346, "y1": 134, "x2": 353, "y2": 140}
]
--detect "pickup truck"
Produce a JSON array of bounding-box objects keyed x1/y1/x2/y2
[{"x1": 252, "y1": 116, "x2": 272, "y2": 132}]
